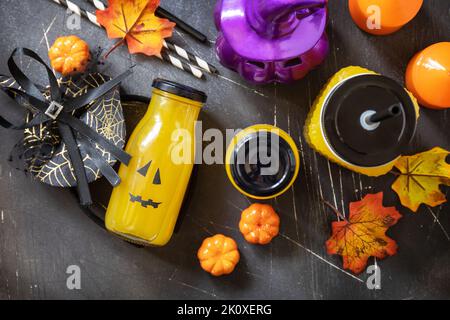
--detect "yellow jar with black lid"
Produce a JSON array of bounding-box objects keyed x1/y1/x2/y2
[
  {"x1": 225, "y1": 124, "x2": 300, "y2": 200},
  {"x1": 304, "y1": 66, "x2": 420, "y2": 177}
]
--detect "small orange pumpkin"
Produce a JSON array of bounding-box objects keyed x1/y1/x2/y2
[
  {"x1": 197, "y1": 234, "x2": 240, "y2": 276},
  {"x1": 239, "y1": 204, "x2": 280, "y2": 245},
  {"x1": 48, "y1": 35, "x2": 91, "y2": 76}
]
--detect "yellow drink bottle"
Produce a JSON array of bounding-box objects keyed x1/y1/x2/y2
[
  {"x1": 106, "y1": 79, "x2": 206, "y2": 246},
  {"x1": 304, "y1": 66, "x2": 419, "y2": 177}
]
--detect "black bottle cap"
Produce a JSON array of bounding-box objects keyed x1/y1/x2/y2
[
  {"x1": 229, "y1": 131, "x2": 297, "y2": 198},
  {"x1": 152, "y1": 78, "x2": 207, "y2": 103},
  {"x1": 323, "y1": 74, "x2": 417, "y2": 167}
]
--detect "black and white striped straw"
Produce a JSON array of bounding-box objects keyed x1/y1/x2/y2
[
  {"x1": 159, "y1": 50, "x2": 204, "y2": 79},
  {"x1": 53, "y1": 0, "x2": 100, "y2": 26},
  {"x1": 162, "y1": 41, "x2": 218, "y2": 74},
  {"x1": 49, "y1": 0, "x2": 205, "y2": 79},
  {"x1": 85, "y1": 0, "x2": 217, "y2": 74}
]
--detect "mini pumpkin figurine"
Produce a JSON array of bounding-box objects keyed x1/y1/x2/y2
[
  {"x1": 239, "y1": 204, "x2": 280, "y2": 245},
  {"x1": 197, "y1": 234, "x2": 240, "y2": 276},
  {"x1": 48, "y1": 35, "x2": 91, "y2": 76}
]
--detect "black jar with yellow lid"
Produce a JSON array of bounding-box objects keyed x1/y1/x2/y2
[{"x1": 225, "y1": 124, "x2": 300, "y2": 199}]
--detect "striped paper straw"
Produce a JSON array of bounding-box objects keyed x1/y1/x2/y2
[
  {"x1": 159, "y1": 51, "x2": 204, "y2": 79},
  {"x1": 162, "y1": 41, "x2": 218, "y2": 74},
  {"x1": 85, "y1": 0, "x2": 218, "y2": 74},
  {"x1": 49, "y1": 0, "x2": 205, "y2": 79},
  {"x1": 53, "y1": 0, "x2": 100, "y2": 26}
]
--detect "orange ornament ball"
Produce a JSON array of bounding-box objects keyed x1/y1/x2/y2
[
  {"x1": 48, "y1": 35, "x2": 91, "y2": 76},
  {"x1": 349, "y1": 0, "x2": 423, "y2": 35},
  {"x1": 406, "y1": 42, "x2": 450, "y2": 110},
  {"x1": 197, "y1": 234, "x2": 240, "y2": 276},
  {"x1": 239, "y1": 204, "x2": 280, "y2": 245}
]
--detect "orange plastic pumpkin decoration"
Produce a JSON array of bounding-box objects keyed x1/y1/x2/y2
[
  {"x1": 197, "y1": 234, "x2": 240, "y2": 276},
  {"x1": 239, "y1": 204, "x2": 280, "y2": 245},
  {"x1": 48, "y1": 35, "x2": 91, "y2": 76}
]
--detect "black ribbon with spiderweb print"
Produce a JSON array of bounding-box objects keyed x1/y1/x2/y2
[{"x1": 0, "y1": 48, "x2": 132, "y2": 206}]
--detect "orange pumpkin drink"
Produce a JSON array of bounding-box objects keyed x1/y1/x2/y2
[{"x1": 106, "y1": 79, "x2": 206, "y2": 246}]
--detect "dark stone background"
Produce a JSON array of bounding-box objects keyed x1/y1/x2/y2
[{"x1": 0, "y1": 0, "x2": 448, "y2": 299}]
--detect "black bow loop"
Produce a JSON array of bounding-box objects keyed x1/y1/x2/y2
[{"x1": 8, "y1": 48, "x2": 62, "y2": 103}]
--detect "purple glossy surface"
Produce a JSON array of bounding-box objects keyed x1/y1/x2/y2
[
  {"x1": 215, "y1": 0, "x2": 329, "y2": 84},
  {"x1": 216, "y1": 32, "x2": 329, "y2": 84},
  {"x1": 247, "y1": 0, "x2": 327, "y2": 39},
  {"x1": 215, "y1": 0, "x2": 327, "y2": 61}
]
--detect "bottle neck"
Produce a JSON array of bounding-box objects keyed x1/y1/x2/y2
[
  {"x1": 142, "y1": 89, "x2": 203, "y2": 124},
  {"x1": 151, "y1": 89, "x2": 203, "y2": 108}
]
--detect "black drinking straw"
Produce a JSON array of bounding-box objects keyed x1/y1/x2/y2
[
  {"x1": 156, "y1": 7, "x2": 208, "y2": 43},
  {"x1": 369, "y1": 104, "x2": 402, "y2": 123}
]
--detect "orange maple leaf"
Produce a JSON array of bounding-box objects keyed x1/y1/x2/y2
[
  {"x1": 391, "y1": 147, "x2": 450, "y2": 212},
  {"x1": 325, "y1": 193, "x2": 402, "y2": 274},
  {"x1": 96, "y1": 0, "x2": 175, "y2": 58}
]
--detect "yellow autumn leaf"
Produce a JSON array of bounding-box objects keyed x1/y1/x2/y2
[
  {"x1": 326, "y1": 192, "x2": 402, "y2": 274},
  {"x1": 391, "y1": 147, "x2": 450, "y2": 212}
]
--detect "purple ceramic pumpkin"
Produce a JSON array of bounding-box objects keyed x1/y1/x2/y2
[{"x1": 215, "y1": 0, "x2": 329, "y2": 84}]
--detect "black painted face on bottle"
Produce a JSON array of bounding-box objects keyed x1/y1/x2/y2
[
  {"x1": 323, "y1": 74, "x2": 417, "y2": 167},
  {"x1": 229, "y1": 131, "x2": 297, "y2": 197},
  {"x1": 129, "y1": 160, "x2": 162, "y2": 209}
]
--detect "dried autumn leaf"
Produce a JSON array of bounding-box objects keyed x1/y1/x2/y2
[
  {"x1": 326, "y1": 193, "x2": 402, "y2": 275},
  {"x1": 392, "y1": 147, "x2": 450, "y2": 212},
  {"x1": 96, "y1": 0, "x2": 175, "y2": 58}
]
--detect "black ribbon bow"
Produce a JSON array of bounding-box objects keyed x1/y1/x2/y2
[{"x1": 0, "y1": 48, "x2": 132, "y2": 206}]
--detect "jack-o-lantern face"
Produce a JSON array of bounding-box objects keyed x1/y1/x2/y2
[{"x1": 129, "y1": 160, "x2": 162, "y2": 209}]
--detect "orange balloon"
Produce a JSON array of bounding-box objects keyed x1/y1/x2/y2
[
  {"x1": 349, "y1": 0, "x2": 423, "y2": 35},
  {"x1": 406, "y1": 42, "x2": 450, "y2": 110}
]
